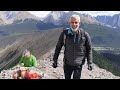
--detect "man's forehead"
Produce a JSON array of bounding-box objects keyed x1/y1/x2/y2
[
  {"x1": 70, "y1": 17, "x2": 80, "y2": 21},
  {"x1": 24, "y1": 51, "x2": 30, "y2": 55}
]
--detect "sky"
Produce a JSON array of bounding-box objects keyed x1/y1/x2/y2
[{"x1": 28, "y1": 11, "x2": 120, "y2": 18}]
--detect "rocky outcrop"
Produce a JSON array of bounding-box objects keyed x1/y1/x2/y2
[{"x1": 0, "y1": 49, "x2": 120, "y2": 79}]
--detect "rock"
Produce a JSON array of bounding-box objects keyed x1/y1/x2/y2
[{"x1": 0, "y1": 49, "x2": 120, "y2": 79}]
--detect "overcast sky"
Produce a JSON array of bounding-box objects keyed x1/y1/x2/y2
[{"x1": 28, "y1": 11, "x2": 120, "y2": 18}]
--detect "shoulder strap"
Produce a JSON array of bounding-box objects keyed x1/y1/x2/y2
[
  {"x1": 78, "y1": 28, "x2": 86, "y2": 42},
  {"x1": 80, "y1": 28, "x2": 85, "y2": 37},
  {"x1": 63, "y1": 28, "x2": 68, "y2": 45},
  {"x1": 63, "y1": 28, "x2": 86, "y2": 45}
]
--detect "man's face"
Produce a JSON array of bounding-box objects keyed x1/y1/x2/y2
[
  {"x1": 69, "y1": 17, "x2": 80, "y2": 32},
  {"x1": 25, "y1": 52, "x2": 30, "y2": 58}
]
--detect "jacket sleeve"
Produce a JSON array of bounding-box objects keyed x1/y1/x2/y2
[
  {"x1": 85, "y1": 32, "x2": 93, "y2": 65},
  {"x1": 53, "y1": 31, "x2": 64, "y2": 63}
]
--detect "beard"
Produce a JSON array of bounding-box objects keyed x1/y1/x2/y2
[{"x1": 70, "y1": 27, "x2": 79, "y2": 33}]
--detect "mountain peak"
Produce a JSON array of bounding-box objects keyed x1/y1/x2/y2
[
  {"x1": 95, "y1": 14, "x2": 120, "y2": 28},
  {"x1": 50, "y1": 11, "x2": 65, "y2": 18},
  {"x1": 42, "y1": 11, "x2": 99, "y2": 25},
  {"x1": 43, "y1": 11, "x2": 66, "y2": 25},
  {"x1": 0, "y1": 11, "x2": 40, "y2": 25}
]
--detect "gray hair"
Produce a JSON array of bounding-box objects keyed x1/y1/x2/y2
[
  {"x1": 69, "y1": 14, "x2": 81, "y2": 22},
  {"x1": 23, "y1": 49, "x2": 30, "y2": 56}
]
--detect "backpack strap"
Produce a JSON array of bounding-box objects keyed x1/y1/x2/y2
[
  {"x1": 79, "y1": 28, "x2": 86, "y2": 42},
  {"x1": 76, "y1": 28, "x2": 85, "y2": 44},
  {"x1": 79, "y1": 28, "x2": 87, "y2": 57},
  {"x1": 63, "y1": 28, "x2": 69, "y2": 45},
  {"x1": 63, "y1": 28, "x2": 86, "y2": 46}
]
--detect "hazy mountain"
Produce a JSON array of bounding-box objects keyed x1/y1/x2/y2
[
  {"x1": 0, "y1": 18, "x2": 59, "y2": 39},
  {"x1": 0, "y1": 11, "x2": 40, "y2": 24},
  {"x1": 43, "y1": 11, "x2": 99, "y2": 26},
  {"x1": 82, "y1": 23, "x2": 120, "y2": 48},
  {"x1": 0, "y1": 17, "x2": 7, "y2": 25},
  {"x1": 95, "y1": 13, "x2": 120, "y2": 29},
  {"x1": 0, "y1": 11, "x2": 120, "y2": 49}
]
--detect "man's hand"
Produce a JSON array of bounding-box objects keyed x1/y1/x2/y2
[
  {"x1": 52, "y1": 62, "x2": 58, "y2": 68},
  {"x1": 88, "y1": 64, "x2": 93, "y2": 71}
]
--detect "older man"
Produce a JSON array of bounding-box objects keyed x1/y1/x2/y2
[
  {"x1": 13, "y1": 50, "x2": 37, "y2": 79},
  {"x1": 19, "y1": 50, "x2": 37, "y2": 68},
  {"x1": 52, "y1": 14, "x2": 93, "y2": 79}
]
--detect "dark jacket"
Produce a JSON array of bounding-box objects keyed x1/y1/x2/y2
[{"x1": 53, "y1": 28, "x2": 93, "y2": 66}]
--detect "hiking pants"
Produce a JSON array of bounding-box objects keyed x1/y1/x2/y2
[{"x1": 63, "y1": 63, "x2": 83, "y2": 79}]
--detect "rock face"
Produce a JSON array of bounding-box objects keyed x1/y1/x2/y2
[
  {"x1": 0, "y1": 49, "x2": 120, "y2": 79},
  {"x1": 43, "y1": 11, "x2": 99, "y2": 26}
]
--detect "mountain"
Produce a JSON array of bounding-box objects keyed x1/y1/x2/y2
[
  {"x1": 0, "y1": 11, "x2": 40, "y2": 24},
  {"x1": 82, "y1": 23, "x2": 120, "y2": 48},
  {"x1": 0, "y1": 28, "x2": 120, "y2": 79},
  {"x1": 43, "y1": 11, "x2": 66, "y2": 25},
  {"x1": 102, "y1": 53, "x2": 120, "y2": 66},
  {"x1": 95, "y1": 14, "x2": 120, "y2": 29},
  {"x1": 43, "y1": 11, "x2": 99, "y2": 26},
  {"x1": 0, "y1": 15, "x2": 7, "y2": 25},
  {"x1": 0, "y1": 19, "x2": 44, "y2": 39},
  {"x1": 0, "y1": 19, "x2": 60, "y2": 39},
  {"x1": 0, "y1": 11, "x2": 61, "y2": 38},
  {"x1": 0, "y1": 28, "x2": 62, "y2": 71},
  {"x1": 0, "y1": 48, "x2": 120, "y2": 79},
  {"x1": 0, "y1": 11, "x2": 120, "y2": 49}
]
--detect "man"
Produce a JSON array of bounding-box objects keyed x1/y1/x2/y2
[
  {"x1": 13, "y1": 50, "x2": 38, "y2": 79},
  {"x1": 19, "y1": 50, "x2": 37, "y2": 68},
  {"x1": 52, "y1": 15, "x2": 93, "y2": 79}
]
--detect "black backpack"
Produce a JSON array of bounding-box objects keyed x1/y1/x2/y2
[
  {"x1": 63, "y1": 28, "x2": 86, "y2": 45},
  {"x1": 63, "y1": 28, "x2": 87, "y2": 59}
]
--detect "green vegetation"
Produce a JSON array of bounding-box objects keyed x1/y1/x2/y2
[
  {"x1": 102, "y1": 53, "x2": 120, "y2": 66},
  {"x1": 1, "y1": 55, "x2": 22, "y2": 71},
  {"x1": 81, "y1": 24, "x2": 120, "y2": 48},
  {"x1": 93, "y1": 50, "x2": 120, "y2": 76}
]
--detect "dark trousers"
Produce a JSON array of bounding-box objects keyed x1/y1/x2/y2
[{"x1": 63, "y1": 63, "x2": 83, "y2": 79}]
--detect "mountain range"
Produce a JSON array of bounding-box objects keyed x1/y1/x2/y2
[
  {"x1": 0, "y1": 11, "x2": 120, "y2": 48},
  {"x1": 0, "y1": 11, "x2": 101, "y2": 27},
  {"x1": 0, "y1": 11, "x2": 120, "y2": 78},
  {"x1": 43, "y1": 11, "x2": 99, "y2": 26},
  {"x1": 0, "y1": 11, "x2": 120, "y2": 29},
  {"x1": 95, "y1": 14, "x2": 120, "y2": 29},
  {"x1": 0, "y1": 11, "x2": 39, "y2": 25}
]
